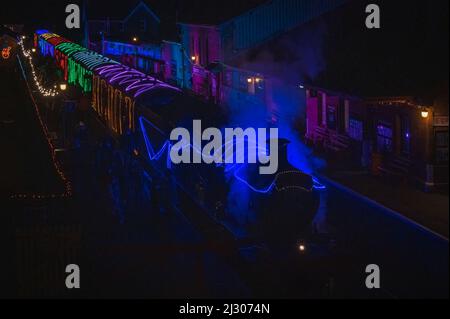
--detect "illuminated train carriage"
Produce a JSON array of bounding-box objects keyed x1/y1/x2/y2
[
  {"x1": 37, "y1": 32, "x2": 61, "y2": 57},
  {"x1": 54, "y1": 42, "x2": 87, "y2": 81},
  {"x1": 67, "y1": 51, "x2": 119, "y2": 93},
  {"x1": 35, "y1": 33, "x2": 77, "y2": 82},
  {"x1": 92, "y1": 64, "x2": 183, "y2": 136},
  {"x1": 44, "y1": 36, "x2": 71, "y2": 55},
  {"x1": 34, "y1": 29, "x2": 49, "y2": 49}
]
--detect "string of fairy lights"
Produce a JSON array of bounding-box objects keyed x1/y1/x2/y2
[
  {"x1": 10, "y1": 75, "x2": 73, "y2": 200},
  {"x1": 12, "y1": 37, "x2": 72, "y2": 201},
  {"x1": 18, "y1": 38, "x2": 60, "y2": 97}
]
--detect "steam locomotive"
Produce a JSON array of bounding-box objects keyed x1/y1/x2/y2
[{"x1": 33, "y1": 31, "x2": 323, "y2": 244}]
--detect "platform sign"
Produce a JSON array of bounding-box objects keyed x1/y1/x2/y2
[{"x1": 434, "y1": 116, "x2": 449, "y2": 127}]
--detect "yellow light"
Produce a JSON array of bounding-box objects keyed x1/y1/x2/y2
[
  {"x1": 31, "y1": 48, "x2": 36, "y2": 53},
  {"x1": 60, "y1": 83, "x2": 67, "y2": 91},
  {"x1": 247, "y1": 78, "x2": 253, "y2": 83},
  {"x1": 132, "y1": 37, "x2": 138, "y2": 42},
  {"x1": 299, "y1": 244, "x2": 306, "y2": 252},
  {"x1": 21, "y1": 35, "x2": 26, "y2": 39},
  {"x1": 191, "y1": 56, "x2": 196, "y2": 61},
  {"x1": 255, "y1": 78, "x2": 261, "y2": 83},
  {"x1": 421, "y1": 111, "x2": 429, "y2": 119}
]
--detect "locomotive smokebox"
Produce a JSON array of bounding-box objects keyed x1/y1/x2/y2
[{"x1": 256, "y1": 138, "x2": 320, "y2": 244}]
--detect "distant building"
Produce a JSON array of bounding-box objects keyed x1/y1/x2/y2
[
  {"x1": 178, "y1": 0, "x2": 347, "y2": 98},
  {"x1": 161, "y1": 40, "x2": 191, "y2": 88},
  {"x1": 305, "y1": 89, "x2": 449, "y2": 190},
  {"x1": 305, "y1": 87, "x2": 364, "y2": 167},
  {"x1": 223, "y1": 0, "x2": 449, "y2": 190},
  {"x1": 365, "y1": 97, "x2": 448, "y2": 190},
  {"x1": 102, "y1": 40, "x2": 163, "y2": 76},
  {"x1": 85, "y1": 0, "x2": 189, "y2": 87},
  {"x1": 87, "y1": 0, "x2": 161, "y2": 52},
  {"x1": 101, "y1": 39, "x2": 190, "y2": 88}
]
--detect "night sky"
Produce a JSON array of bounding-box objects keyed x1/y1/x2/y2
[
  {"x1": 319, "y1": 0, "x2": 449, "y2": 99},
  {"x1": 1, "y1": 0, "x2": 448, "y2": 100}
]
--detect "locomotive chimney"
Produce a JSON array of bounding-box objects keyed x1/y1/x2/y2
[{"x1": 267, "y1": 138, "x2": 291, "y2": 169}]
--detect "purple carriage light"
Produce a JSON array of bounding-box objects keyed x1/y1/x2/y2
[
  {"x1": 134, "y1": 83, "x2": 181, "y2": 98},
  {"x1": 94, "y1": 61, "x2": 180, "y2": 99},
  {"x1": 109, "y1": 70, "x2": 145, "y2": 83}
]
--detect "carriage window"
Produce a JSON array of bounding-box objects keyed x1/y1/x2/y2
[
  {"x1": 108, "y1": 86, "x2": 114, "y2": 128},
  {"x1": 124, "y1": 97, "x2": 134, "y2": 132},
  {"x1": 115, "y1": 90, "x2": 122, "y2": 133},
  {"x1": 101, "y1": 80, "x2": 108, "y2": 118}
]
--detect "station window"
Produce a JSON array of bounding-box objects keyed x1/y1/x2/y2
[
  {"x1": 401, "y1": 116, "x2": 411, "y2": 155},
  {"x1": 327, "y1": 105, "x2": 337, "y2": 130},
  {"x1": 348, "y1": 118, "x2": 363, "y2": 141},
  {"x1": 377, "y1": 122, "x2": 393, "y2": 153},
  {"x1": 140, "y1": 19, "x2": 147, "y2": 32},
  {"x1": 435, "y1": 130, "x2": 449, "y2": 164}
]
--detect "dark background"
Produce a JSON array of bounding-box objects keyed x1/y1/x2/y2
[{"x1": 1, "y1": 0, "x2": 448, "y2": 101}]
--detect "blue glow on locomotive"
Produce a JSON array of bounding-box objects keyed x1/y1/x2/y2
[{"x1": 138, "y1": 116, "x2": 326, "y2": 193}]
